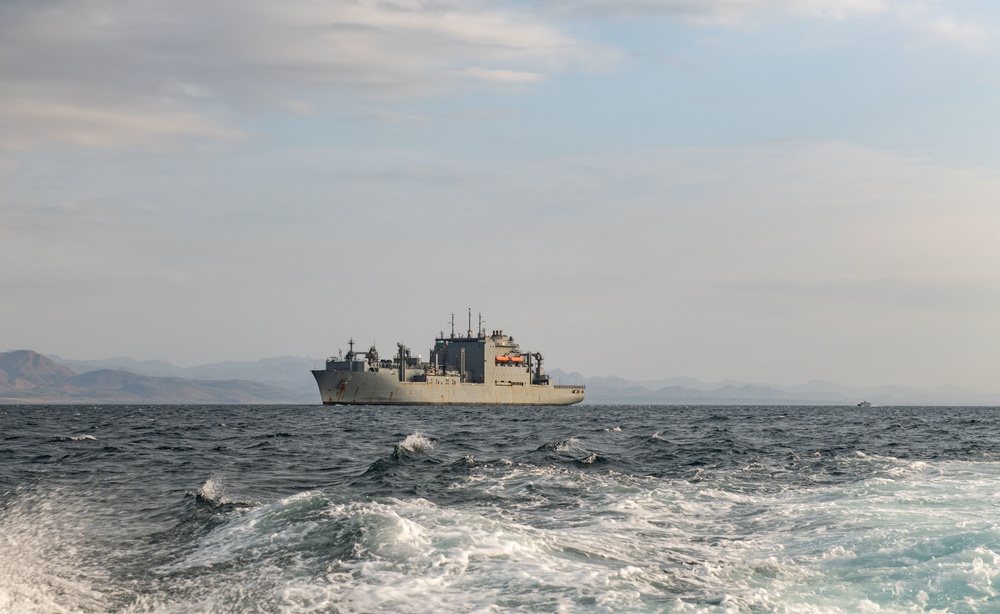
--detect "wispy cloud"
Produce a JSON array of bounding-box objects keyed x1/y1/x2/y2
[
  {"x1": 459, "y1": 67, "x2": 547, "y2": 83},
  {"x1": 542, "y1": 0, "x2": 994, "y2": 50},
  {"x1": 1, "y1": 0, "x2": 991, "y2": 152},
  {"x1": 541, "y1": 0, "x2": 888, "y2": 23},
  {"x1": 0, "y1": 0, "x2": 611, "y2": 150},
  {"x1": 919, "y1": 14, "x2": 991, "y2": 49},
  {"x1": 0, "y1": 99, "x2": 242, "y2": 150}
]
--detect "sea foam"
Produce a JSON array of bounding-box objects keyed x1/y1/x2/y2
[
  {"x1": 5, "y1": 404, "x2": 1000, "y2": 612},
  {"x1": 397, "y1": 432, "x2": 435, "y2": 454},
  {"x1": 0, "y1": 489, "x2": 109, "y2": 613}
]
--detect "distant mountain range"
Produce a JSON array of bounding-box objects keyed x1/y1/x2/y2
[
  {"x1": 0, "y1": 350, "x2": 315, "y2": 404},
  {"x1": 2, "y1": 349, "x2": 996, "y2": 405},
  {"x1": 548, "y1": 370, "x2": 1000, "y2": 406},
  {"x1": 50, "y1": 353, "x2": 321, "y2": 395}
]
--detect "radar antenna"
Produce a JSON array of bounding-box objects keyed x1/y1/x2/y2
[{"x1": 532, "y1": 352, "x2": 548, "y2": 384}]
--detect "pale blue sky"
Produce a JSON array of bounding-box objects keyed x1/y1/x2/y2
[{"x1": 3, "y1": 0, "x2": 999, "y2": 390}]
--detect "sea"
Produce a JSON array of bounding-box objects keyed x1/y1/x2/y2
[{"x1": 2, "y1": 404, "x2": 1000, "y2": 613}]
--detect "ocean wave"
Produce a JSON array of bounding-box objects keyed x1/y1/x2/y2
[
  {"x1": 576, "y1": 453, "x2": 610, "y2": 466},
  {"x1": 397, "y1": 432, "x2": 435, "y2": 454},
  {"x1": 389, "y1": 432, "x2": 436, "y2": 462},
  {"x1": 193, "y1": 477, "x2": 258, "y2": 508},
  {"x1": 18, "y1": 465, "x2": 1000, "y2": 613},
  {"x1": 56, "y1": 434, "x2": 98, "y2": 442},
  {"x1": 7, "y1": 405, "x2": 1000, "y2": 612},
  {"x1": 0, "y1": 489, "x2": 111, "y2": 613},
  {"x1": 534, "y1": 437, "x2": 584, "y2": 454}
]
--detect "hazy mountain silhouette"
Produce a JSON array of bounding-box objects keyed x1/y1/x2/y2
[
  {"x1": 49, "y1": 354, "x2": 319, "y2": 395},
  {"x1": 549, "y1": 369, "x2": 1000, "y2": 406},
  {"x1": 1, "y1": 350, "x2": 314, "y2": 404},
  {"x1": 0, "y1": 350, "x2": 76, "y2": 390}
]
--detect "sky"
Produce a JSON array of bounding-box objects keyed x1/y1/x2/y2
[{"x1": 2, "y1": 0, "x2": 999, "y2": 391}]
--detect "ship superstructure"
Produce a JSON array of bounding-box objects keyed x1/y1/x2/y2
[{"x1": 312, "y1": 314, "x2": 585, "y2": 405}]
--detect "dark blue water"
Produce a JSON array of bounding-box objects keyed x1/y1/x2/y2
[{"x1": 2, "y1": 404, "x2": 999, "y2": 612}]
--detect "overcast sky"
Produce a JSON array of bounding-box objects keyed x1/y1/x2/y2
[{"x1": 3, "y1": 0, "x2": 999, "y2": 391}]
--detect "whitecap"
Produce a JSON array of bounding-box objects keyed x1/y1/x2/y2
[
  {"x1": 553, "y1": 437, "x2": 581, "y2": 452},
  {"x1": 195, "y1": 477, "x2": 249, "y2": 507},
  {"x1": 198, "y1": 478, "x2": 222, "y2": 502},
  {"x1": 397, "y1": 432, "x2": 435, "y2": 453}
]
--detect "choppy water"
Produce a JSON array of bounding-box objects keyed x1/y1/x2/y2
[{"x1": 2, "y1": 404, "x2": 1000, "y2": 613}]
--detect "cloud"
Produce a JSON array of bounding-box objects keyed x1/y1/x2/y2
[
  {"x1": 919, "y1": 15, "x2": 991, "y2": 49},
  {"x1": 0, "y1": 0, "x2": 611, "y2": 150},
  {"x1": 459, "y1": 67, "x2": 547, "y2": 83},
  {"x1": 1, "y1": 0, "x2": 990, "y2": 152},
  {"x1": 541, "y1": 0, "x2": 887, "y2": 23},
  {"x1": 542, "y1": 0, "x2": 995, "y2": 51},
  {"x1": 0, "y1": 99, "x2": 242, "y2": 150}
]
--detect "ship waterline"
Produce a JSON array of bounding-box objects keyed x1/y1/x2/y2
[{"x1": 312, "y1": 319, "x2": 584, "y2": 405}]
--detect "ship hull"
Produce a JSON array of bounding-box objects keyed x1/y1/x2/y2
[{"x1": 312, "y1": 370, "x2": 584, "y2": 406}]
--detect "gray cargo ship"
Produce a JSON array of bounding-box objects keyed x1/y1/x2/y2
[{"x1": 313, "y1": 315, "x2": 585, "y2": 405}]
